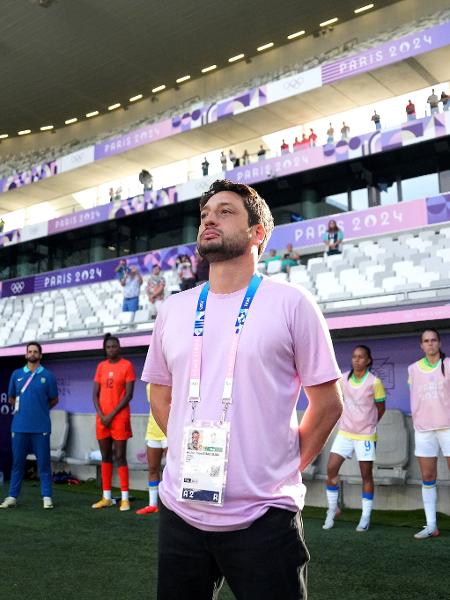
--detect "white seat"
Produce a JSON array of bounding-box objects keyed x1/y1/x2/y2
[{"x1": 266, "y1": 260, "x2": 282, "y2": 275}]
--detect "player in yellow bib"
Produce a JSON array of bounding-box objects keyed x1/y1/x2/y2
[{"x1": 136, "y1": 383, "x2": 168, "y2": 514}]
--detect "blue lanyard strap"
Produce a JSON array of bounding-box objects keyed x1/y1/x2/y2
[{"x1": 189, "y1": 274, "x2": 263, "y2": 419}]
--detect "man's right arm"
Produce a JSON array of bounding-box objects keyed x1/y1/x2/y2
[{"x1": 150, "y1": 384, "x2": 172, "y2": 435}]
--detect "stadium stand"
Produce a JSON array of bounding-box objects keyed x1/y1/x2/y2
[
  {"x1": 0, "y1": 6, "x2": 448, "y2": 183},
  {"x1": 1, "y1": 221, "x2": 450, "y2": 347}
]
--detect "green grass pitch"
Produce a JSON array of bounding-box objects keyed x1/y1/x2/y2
[{"x1": 1, "y1": 481, "x2": 449, "y2": 599}]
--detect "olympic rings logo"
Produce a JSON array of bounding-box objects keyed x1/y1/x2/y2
[
  {"x1": 283, "y1": 77, "x2": 305, "y2": 90},
  {"x1": 10, "y1": 281, "x2": 25, "y2": 294}
]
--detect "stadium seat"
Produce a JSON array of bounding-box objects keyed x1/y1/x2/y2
[
  {"x1": 27, "y1": 410, "x2": 69, "y2": 463},
  {"x1": 64, "y1": 413, "x2": 98, "y2": 466}
]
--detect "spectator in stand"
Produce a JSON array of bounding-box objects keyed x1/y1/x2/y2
[
  {"x1": 0, "y1": 217, "x2": 5, "y2": 233},
  {"x1": 201, "y1": 157, "x2": 209, "y2": 176},
  {"x1": 194, "y1": 248, "x2": 210, "y2": 286},
  {"x1": 300, "y1": 133, "x2": 310, "y2": 149},
  {"x1": 280, "y1": 139, "x2": 290, "y2": 154},
  {"x1": 408, "y1": 328, "x2": 450, "y2": 540},
  {"x1": 371, "y1": 110, "x2": 381, "y2": 130},
  {"x1": 264, "y1": 248, "x2": 281, "y2": 270},
  {"x1": 114, "y1": 187, "x2": 122, "y2": 201},
  {"x1": 440, "y1": 91, "x2": 449, "y2": 112},
  {"x1": 146, "y1": 264, "x2": 166, "y2": 320},
  {"x1": 427, "y1": 88, "x2": 439, "y2": 114},
  {"x1": 326, "y1": 123, "x2": 335, "y2": 144},
  {"x1": 229, "y1": 149, "x2": 237, "y2": 168},
  {"x1": 220, "y1": 151, "x2": 227, "y2": 173},
  {"x1": 293, "y1": 137, "x2": 302, "y2": 151},
  {"x1": 109, "y1": 187, "x2": 115, "y2": 203},
  {"x1": 282, "y1": 243, "x2": 301, "y2": 278},
  {"x1": 120, "y1": 265, "x2": 143, "y2": 319},
  {"x1": 341, "y1": 122, "x2": 350, "y2": 141},
  {"x1": 257, "y1": 144, "x2": 266, "y2": 161},
  {"x1": 177, "y1": 254, "x2": 196, "y2": 291},
  {"x1": 406, "y1": 99, "x2": 416, "y2": 121},
  {"x1": 115, "y1": 259, "x2": 129, "y2": 282},
  {"x1": 242, "y1": 149, "x2": 250, "y2": 165},
  {"x1": 309, "y1": 128, "x2": 317, "y2": 147},
  {"x1": 323, "y1": 220, "x2": 344, "y2": 255}
]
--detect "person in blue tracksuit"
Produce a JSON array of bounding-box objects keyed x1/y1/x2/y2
[{"x1": 0, "y1": 342, "x2": 58, "y2": 509}]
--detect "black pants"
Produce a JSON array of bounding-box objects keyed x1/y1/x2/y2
[{"x1": 157, "y1": 504, "x2": 309, "y2": 600}]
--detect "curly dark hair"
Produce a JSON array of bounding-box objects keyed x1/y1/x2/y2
[{"x1": 199, "y1": 179, "x2": 274, "y2": 256}]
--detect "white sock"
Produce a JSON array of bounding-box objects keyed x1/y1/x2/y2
[
  {"x1": 103, "y1": 490, "x2": 112, "y2": 500},
  {"x1": 422, "y1": 482, "x2": 437, "y2": 530},
  {"x1": 326, "y1": 486, "x2": 339, "y2": 513},
  {"x1": 149, "y1": 481, "x2": 159, "y2": 507},
  {"x1": 121, "y1": 490, "x2": 129, "y2": 501},
  {"x1": 361, "y1": 497, "x2": 373, "y2": 520}
]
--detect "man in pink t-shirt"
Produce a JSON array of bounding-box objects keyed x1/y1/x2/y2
[{"x1": 142, "y1": 179, "x2": 342, "y2": 599}]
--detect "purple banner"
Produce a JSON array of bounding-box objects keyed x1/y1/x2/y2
[
  {"x1": 322, "y1": 21, "x2": 450, "y2": 84},
  {"x1": 1, "y1": 242, "x2": 196, "y2": 298},
  {"x1": 231, "y1": 113, "x2": 450, "y2": 186},
  {"x1": 1, "y1": 161, "x2": 58, "y2": 193},
  {"x1": 94, "y1": 119, "x2": 173, "y2": 160},
  {"x1": 47, "y1": 187, "x2": 178, "y2": 235},
  {"x1": 269, "y1": 198, "x2": 427, "y2": 250},
  {"x1": 426, "y1": 193, "x2": 450, "y2": 224},
  {"x1": 47, "y1": 356, "x2": 149, "y2": 415}
]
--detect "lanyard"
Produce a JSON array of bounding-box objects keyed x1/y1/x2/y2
[
  {"x1": 189, "y1": 273, "x2": 262, "y2": 423},
  {"x1": 21, "y1": 371, "x2": 37, "y2": 395}
]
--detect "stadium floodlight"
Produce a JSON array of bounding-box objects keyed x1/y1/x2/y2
[
  {"x1": 257, "y1": 42, "x2": 274, "y2": 52},
  {"x1": 320, "y1": 17, "x2": 338, "y2": 27},
  {"x1": 201, "y1": 65, "x2": 217, "y2": 73},
  {"x1": 176, "y1": 75, "x2": 191, "y2": 84},
  {"x1": 40, "y1": 125, "x2": 54, "y2": 131},
  {"x1": 65, "y1": 118, "x2": 78, "y2": 125},
  {"x1": 228, "y1": 53, "x2": 245, "y2": 63},
  {"x1": 354, "y1": 4, "x2": 374, "y2": 13},
  {"x1": 287, "y1": 30, "x2": 305, "y2": 40},
  {"x1": 129, "y1": 94, "x2": 143, "y2": 102},
  {"x1": 86, "y1": 111, "x2": 99, "y2": 118},
  {"x1": 108, "y1": 103, "x2": 121, "y2": 111},
  {"x1": 18, "y1": 129, "x2": 31, "y2": 135},
  {"x1": 0, "y1": 134, "x2": 8, "y2": 139},
  {"x1": 152, "y1": 85, "x2": 166, "y2": 93}
]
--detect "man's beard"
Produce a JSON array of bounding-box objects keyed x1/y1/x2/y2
[
  {"x1": 197, "y1": 230, "x2": 251, "y2": 263},
  {"x1": 27, "y1": 356, "x2": 38, "y2": 363}
]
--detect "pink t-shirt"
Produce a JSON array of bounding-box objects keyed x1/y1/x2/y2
[
  {"x1": 142, "y1": 277, "x2": 341, "y2": 531},
  {"x1": 408, "y1": 358, "x2": 450, "y2": 431},
  {"x1": 339, "y1": 371, "x2": 380, "y2": 437}
]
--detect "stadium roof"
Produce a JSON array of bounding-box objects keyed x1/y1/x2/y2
[{"x1": 2, "y1": 0, "x2": 402, "y2": 136}]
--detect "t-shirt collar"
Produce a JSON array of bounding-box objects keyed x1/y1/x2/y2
[{"x1": 23, "y1": 365, "x2": 44, "y2": 374}]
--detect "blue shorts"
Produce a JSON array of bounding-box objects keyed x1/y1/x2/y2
[{"x1": 123, "y1": 296, "x2": 139, "y2": 312}]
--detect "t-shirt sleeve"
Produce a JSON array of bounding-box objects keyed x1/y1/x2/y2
[
  {"x1": 141, "y1": 309, "x2": 172, "y2": 386},
  {"x1": 8, "y1": 372, "x2": 16, "y2": 397},
  {"x1": 47, "y1": 372, "x2": 59, "y2": 398},
  {"x1": 94, "y1": 363, "x2": 103, "y2": 384},
  {"x1": 292, "y1": 290, "x2": 341, "y2": 387},
  {"x1": 373, "y1": 377, "x2": 386, "y2": 403},
  {"x1": 125, "y1": 361, "x2": 137, "y2": 382}
]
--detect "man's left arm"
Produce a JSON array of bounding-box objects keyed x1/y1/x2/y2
[{"x1": 299, "y1": 380, "x2": 343, "y2": 471}]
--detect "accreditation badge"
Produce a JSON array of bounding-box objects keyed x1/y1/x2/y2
[{"x1": 179, "y1": 421, "x2": 230, "y2": 506}]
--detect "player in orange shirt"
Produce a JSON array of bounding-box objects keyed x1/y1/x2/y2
[{"x1": 91, "y1": 333, "x2": 136, "y2": 511}]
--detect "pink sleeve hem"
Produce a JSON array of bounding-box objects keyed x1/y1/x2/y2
[
  {"x1": 141, "y1": 374, "x2": 172, "y2": 386},
  {"x1": 301, "y1": 370, "x2": 342, "y2": 388}
]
